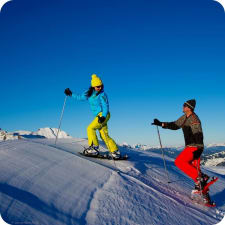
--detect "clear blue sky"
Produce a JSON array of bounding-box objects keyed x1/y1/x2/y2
[{"x1": 0, "y1": 0, "x2": 225, "y2": 146}]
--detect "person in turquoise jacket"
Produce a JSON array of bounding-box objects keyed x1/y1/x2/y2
[{"x1": 64, "y1": 74, "x2": 120, "y2": 158}]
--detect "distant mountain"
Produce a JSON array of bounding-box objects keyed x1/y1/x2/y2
[
  {"x1": 1, "y1": 129, "x2": 225, "y2": 167},
  {"x1": 201, "y1": 151, "x2": 225, "y2": 166},
  {"x1": 120, "y1": 142, "x2": 225, "y2": 167},
  {"x1": 34, "y1": 128, "x2": 72, "y2": 139},
  {"x1": 0, "y1": 128, "x2": 72, "y2": 140},
  {"x1": 207, "y1": 143, "x2": 225, "y2": 148},
  {"x1": 200, "y1": 144, "x2": 225, "y2": 167},
  {"x1": 203, "y1": 144, "x2": 225, "y2": 156},
  {"x1": 120, "y1": 143, "x2": 183, "y2": 159},
  {"x1": 0, "y1": 129, "x2": 20, "y2": 141}
]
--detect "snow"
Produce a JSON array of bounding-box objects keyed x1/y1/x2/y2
[
  {"x1": 0, "y1": 128, "x2": 72, "y2": 141},
  {"x1": 204, "y1": 158, "x2": 225, "y2": 167},
  {"x1": 34, "y1": 128, "x2": 72, "y2": 139},
  {"x1": 0, "y1": 137, "x2": 224, "y2": 225},
  {"x1": 207, "y1": 144, "x2": 225, "y2": 148},
  {"x1": 0, "y1": 131, "x2": 18, "y2": 141},
  {"x1": 202, "y1": 151, "x2": 225, "y2": 167},
  {"x1": 204, "y1": 166, "x2": 225, "y2": 176},
  {"x1": 13, "y1": 130, "x2": 32, "y2": 136}
]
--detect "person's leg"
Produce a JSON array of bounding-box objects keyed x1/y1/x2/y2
[
  {"x1": 192, "y1": 147, "x2": 205, "y2": 176},
  {"x1": 175, "y1": 146, "x2": 200, "y2": 182},
  {"x1": 87, "y1": 116, "x2": 101, "y2": 147},
  {"x1": 99, "y1": 125, "x2": 118, "y2": 152},
  {"x1": 192, "y1": 149, "x2": 209, "y2": 189},
  {"x1": 99, "y1": 113, "x2": 118, "y2": 153},
  {"x1": 192, "y1": 158, "x2": 201, "y2": 175}
]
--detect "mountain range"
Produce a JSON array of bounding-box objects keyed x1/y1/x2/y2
[{"x1": 1, "y1": 127, "x2": 225, "y2": 167}]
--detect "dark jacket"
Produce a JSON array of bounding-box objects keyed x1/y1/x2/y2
[{"x1": 162, "y1": 113, "x2": 204, "y2": 148}]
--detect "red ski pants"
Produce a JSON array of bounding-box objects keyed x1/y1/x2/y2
[{"x1": 175, "y1": 146, "x2": 202, "y2": 182}]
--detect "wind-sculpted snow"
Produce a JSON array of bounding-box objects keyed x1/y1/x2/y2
[
  {"x1": 0, "y1": 140, "x2": 111, "y2": 225},
  {"x1": 0, "y1": 139, "x2": 224, "y2": 225}
]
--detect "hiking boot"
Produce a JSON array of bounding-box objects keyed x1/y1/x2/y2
[
  {"x1": 111, "y1": 150, "x2": 121, "y2": 159},
  {"x1": 84, "y1": 146, "x2": 99, "y2": 155},
  {"x1": 202, "y1": 191, "x2": 211, "y2": 204},
  {"x1": 195, "y1": 173, "x2": 210, "y2": 191}
]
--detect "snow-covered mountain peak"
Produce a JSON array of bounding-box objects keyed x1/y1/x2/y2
[
  {"x1": 35, "y1": 127, "x2": 72, "y2": 139},
  {"x1": 1, "y1": 128, "x2": 72, "y2": 141},
  {"x1": 207, "y1": 143, "x2": 225, "y2": 148}
]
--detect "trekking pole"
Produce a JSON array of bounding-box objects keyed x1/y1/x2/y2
[
  {"x1": 55, "y1": 95, "x2": 68, "y2": 145},
  {"x1": 156, "y1": 126, "x2": 171, "y2": 183}
]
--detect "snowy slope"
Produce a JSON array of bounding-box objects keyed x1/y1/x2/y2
[{"x1": 0, "y1": 138, "x2": 224, "y2": 225}]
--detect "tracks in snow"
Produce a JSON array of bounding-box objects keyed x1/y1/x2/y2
[
  {"x1": 16, "y1": 139, "x2": 219, "y2": 217},
  {"x1": 23, "y1": 139, "x2": 119, "y2": 173}
]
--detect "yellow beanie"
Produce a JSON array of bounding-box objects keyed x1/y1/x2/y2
[{"x1": 91, "y1": 74, "x2": 103, "y2": 87}]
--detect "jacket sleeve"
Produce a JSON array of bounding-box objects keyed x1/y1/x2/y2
[
  {"x1": 100, "y1": 93, "x2": 109, "y2": 118},
  {"x1": 72, "y1": 91, "x2": 88, "y2": 101},
  {"x1": 190, "y1": 116, "x2": 204, "y2": 147},
  {"x1": 162, "y1": 115, "x2": 186, "y2": 130}
]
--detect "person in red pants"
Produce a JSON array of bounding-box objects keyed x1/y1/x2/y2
[{"x1": 152, "y1": 99, "x2": 209, "y2": 192}]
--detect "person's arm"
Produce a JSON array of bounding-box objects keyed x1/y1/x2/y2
[
  {"x1": 72, "y1": 91, "x2": 88, "y2": 101},
  {"x1": 100, "y1": 93, "x2": 109, "y2": 118},
  {"x1": 64, "y1": 88, "x2": 87, "y2": 101},
  {"x1": 162, "y1": 115, "x2": 186, "y2": 130}
]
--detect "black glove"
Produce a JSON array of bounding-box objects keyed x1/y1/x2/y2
[
  {"x1": 64, "y1": 88, "x2": 72, "y2": 96},
  {"x1": 98, "y1": 116, "x2": 106, "y2": 124},
  {"x1": 152, "y1": 119, "x2": 162, "y2": 126}
]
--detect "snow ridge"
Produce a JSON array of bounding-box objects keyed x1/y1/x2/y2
[{"x1": 0, "y1": 136, "x2": 224, "y2": 224}]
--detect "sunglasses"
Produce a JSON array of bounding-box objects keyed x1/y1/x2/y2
[{"x1": 95, "y1": 86, "x2": 102, "y2": 88}]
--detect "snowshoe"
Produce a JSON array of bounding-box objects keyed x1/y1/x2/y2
[
  {"x1": 79, "y1": 147, "x2": 128, "y2": 160},
  {"x1": 202, "y1": 192, "x2": 216, "y2": 207},
  {"x1": 202, "y1": 176, "x2": 218, "y2": 193},
  {"x1": 191, "y1": 189, "x2": 216, "y2": 207},
  {"x1": 82, "y1": 146, "x2": 100, "y2": 156},
  {"x1": 109, "y1": 152, "x2": 128, "y2": 160},
  {"x1": 111, "y1": 150, "x2": 121, "y2": 159},
  {"x1": 195, "y1": 173, "x2": 210, "y2": 191},
  {"x1": 191, "y1": 176, "x2": 218, "y2": 207}
]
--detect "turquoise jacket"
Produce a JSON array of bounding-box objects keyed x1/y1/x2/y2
[{"x1": 72, "y1": 90, "x2": 109, "y2": 118}]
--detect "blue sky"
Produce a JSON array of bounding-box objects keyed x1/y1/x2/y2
[{"x1": 0, "y1": 0, "x2": 225, "y2": 146}]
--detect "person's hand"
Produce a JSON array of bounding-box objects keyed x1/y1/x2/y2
[
  {"x1": 64, "y1": 88, "x2": 72, "y2": 96},
  {"x1": 152, "y1": 119, "x2": 162, "y2": 126},
  {"x1": 98, "y1": 116, "x2": 106, "y2": 124}
]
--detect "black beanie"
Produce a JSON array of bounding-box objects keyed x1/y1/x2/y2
[{"x1": 184, "y1": 99, "x2": 196, "y2": 110}]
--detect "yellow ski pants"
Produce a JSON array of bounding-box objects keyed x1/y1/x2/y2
[{"x1": 87, "y1": 113, "x2": 118, "y2": 152}]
